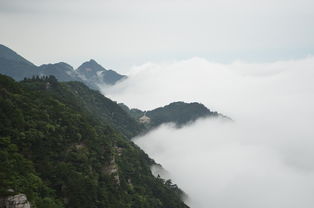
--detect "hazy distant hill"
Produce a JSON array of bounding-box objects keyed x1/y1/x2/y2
[
  {"x1": 77, "y1": 59, "x2": 127, "y2": 86},
  {"x1": 0, "y1": 44, "x2": 38, "y2": 80},
  {"x1": 38, "y1": 62, "x2": 82, "y2": 82},
  {"x1": 0, "y1": 44, "x2": 126, "y2": 90},
  {"x1": 120, "y1": 101, "x2": 228, "y2": 129},
  {"x1": 0, "y1": 44, "x2": 34, "y2": 65}
]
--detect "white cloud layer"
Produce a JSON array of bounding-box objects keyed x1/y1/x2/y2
[{"x1": 105, "y1": 57, "x2": 314, "y2": 208}]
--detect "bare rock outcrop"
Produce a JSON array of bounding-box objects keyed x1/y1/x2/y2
[{"x1": 0, "y1": 194, "x2": 31, "y2": 208}]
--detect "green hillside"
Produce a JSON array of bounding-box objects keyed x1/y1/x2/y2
[
  {"x1": 0, "y1": 74, "x2": 188, "y2": 208},
  {"x1": 121, "y1": 101, "x2": 225, "y2": 129}
]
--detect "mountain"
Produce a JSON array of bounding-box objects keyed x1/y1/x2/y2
[
  {"x1": 77, "y1": 59, "x2": 127, "y2": 86},
  {"x1": 0, "y1": 44, "x2": 38, "y2": 80},
  {"x1": 120, "y1": 101, "x2": 228, "y2": 129},
  {"x1": 0, "y1": 45, "x2": 34, "y2": 65},
  {"x1": 146, "y1": 102, "x2": 223, "y2": 127},
  {"x1": 38, "y1": 62, "x2": 81, "y2": 82},
  {"x1": 0, "y1": 44, "x2": 126, "y2": 90},
  {"x1": 0, "y1": 74, "x2": 188, "y2": 208},
  {"x1": 54, "y1": 81, "x2": 144, "y2": 138}
]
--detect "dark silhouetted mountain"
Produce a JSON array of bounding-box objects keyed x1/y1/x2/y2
[
  {"x1": 0, "y1": 44, "x2": 126, "y2": 90},
  {"x1": 38, "y1": 62, "x2": 82, "y2": 82},
  {"x1": 0, "y1": 44, "x2": 34, "y2": 65},
  {"x1": 120, "y1": 101, "x2": 229, "y2": 129},
  {"x1": 77, "y1": 59, "x2": 127, "y2": 86},
  {"x1": 0, "y1": 44, "x2": 38, "y2": 80},
  {"x1": 0, "y1": 74, "x2": 188, "y2": 208},
  {"x1": 146, "y1": 102, "x2": 227, "y2": 127}
]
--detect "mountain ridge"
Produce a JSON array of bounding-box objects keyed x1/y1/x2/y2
[
  {"x1": 0, "y1": 45, "x2": 230, "y2": 208},
  {"x1": 77, "y1": 59, "x2": 127, "y2": 87},
  {"x1": 0, "y1": 44, "x2": 126, "y2": 90},
  {"x1": 0, "y1": 44, "x2": 35, "y2": 66},
  {"x1": 120, "y1": 101, "x2": 229, "y2": 130},
  {"x1": 0, "y1": 74, "x2": 189, "y2": 208}
]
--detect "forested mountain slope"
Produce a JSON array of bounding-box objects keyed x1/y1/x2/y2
[
  {"x1": 54, "y1": 81, "x2": 143, "y2": 138},
  {"x1": 120, "y1": 101, "x2": 228, "y2": 129},
  {"x1": 0, "y1": 74, "x2": 188, "y2": 208}
]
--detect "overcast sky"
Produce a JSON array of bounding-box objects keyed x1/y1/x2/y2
[{"x1": 1, "y1": 0, "x2": 314, "y2": 72}]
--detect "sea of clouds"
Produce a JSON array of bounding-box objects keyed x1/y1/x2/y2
[{"x1": 104, "y1": 56, "x2": 314, "y2": 208}]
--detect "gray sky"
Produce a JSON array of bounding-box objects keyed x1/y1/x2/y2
[{"x1": 1, "y1": 0, "x2": 314, "y2": 72}]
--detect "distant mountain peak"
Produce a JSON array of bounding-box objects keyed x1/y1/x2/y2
[
  {"x1": 0, "y1": 45, "x2": 127, "y2": 88},
  {"x1": 84, "y1": 59, "x2": 99, "y2": 66},
  {"x1": 0, "y1": 44, "x2": 35, "y2": 66},
  {"x1": 120, "y1": 101, "x2": 229, "y2": 129},
  {"x1": 78, "y1": 59, "x2": 105, "y2": 72},
  {"x1": 89, "y1": 59, "x2": 97, "y2": 63},
  {"x1": 55, "y1": 62, "x2": 73, "y2": 68},
  {"x1": 39, "y1": 62, "x2": 74, "y2": 70},
  {"x1": 0, "y1": 44, "x2": 38, "y2": 80},
  {"x1": 77, "y1": 59, "x2": 126, "y2": 85}
]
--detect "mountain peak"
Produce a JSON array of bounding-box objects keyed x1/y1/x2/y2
[
  {"x1": 40, "y1": 62, "x2": 73, "y2": 70},
  {"x1": 77, "y1": 59, "x2": 105, "y2": 73},
  {"x1": 0, "y1": 44, "x2": 34, "y2": 66},
  {"x1": 0, "y1": 44, "x2": 38, "y2": 80},
  {"x1": 53, "y1": 62, "x2": 74, "y2": 70},
  {"x1": 0, "y1": 45, "x2": 127, "y2": 88},
  {"x1": 88, "y1": 59, "x2": 97, "y2": 63},
  {"x1": 76, "y1": 59, "x2": 126, "y2": 85}
]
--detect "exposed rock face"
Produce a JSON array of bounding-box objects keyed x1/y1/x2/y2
[
  {"x1": 103, "y1": 156, "x2": 120, "y2": 185},
  {"x1": 0, "y1": 194, "x2": 31, "y2": 208},
  {"x1": 139, "y1": 114, "x2": 151, "y2": 124}
]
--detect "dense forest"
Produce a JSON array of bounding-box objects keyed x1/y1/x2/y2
[
  {"x1": 0, "y1": 74, "x2": 188, "y2": 208},
  {"x1": 120, "y1": 101, "x2": 225, "y2": 129}
]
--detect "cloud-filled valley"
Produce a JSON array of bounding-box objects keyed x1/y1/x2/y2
[
  {"x1": 105, "y1": 57, "x2": 314, "y2": 208},
  {"x1": 2, "y1": 0, "x2": 314, "y2": 207}
]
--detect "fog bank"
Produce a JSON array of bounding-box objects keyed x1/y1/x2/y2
[{"x1": 105, "y1": 57, "x2": 314, "y2": 208}]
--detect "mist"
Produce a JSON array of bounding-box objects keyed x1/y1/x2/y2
[{"x1": 105, "y1": 57, "x2": 314, "y2": 208}]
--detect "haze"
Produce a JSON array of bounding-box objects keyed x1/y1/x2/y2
[
  {"x1": 106, "y1": 57, "x2": 314, "y2": 208},
  {"x1": 2, "y1": 0, "x2": 314, "y2": 207},
  {"x1": 1, "y1": 0, "x2": 314, "y2": 71}
]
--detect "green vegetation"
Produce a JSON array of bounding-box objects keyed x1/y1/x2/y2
[
  {"x1": 121, "y1": 101, "x2": 222, "y2": 129},
  {"x1": 59, "y1": 81, "x2": 143, "y2": 138},
  {"x1": 0, "y1": 74, "x2": 188, "y2": 208},
  {"x1": 147, "y1": 102, "x2": 219, "y2": 127}
]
